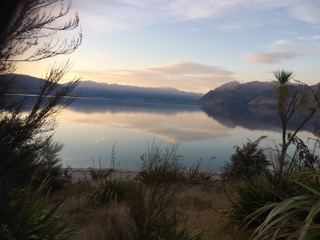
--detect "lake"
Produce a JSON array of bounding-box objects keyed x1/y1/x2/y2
[{"x1": 53, "y1": 98, "x2": 320, "y2": 170}]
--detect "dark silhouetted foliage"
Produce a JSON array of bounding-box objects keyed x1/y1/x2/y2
[{"x1": 223, "y1": 136, "x2": 269, "y2": 181}]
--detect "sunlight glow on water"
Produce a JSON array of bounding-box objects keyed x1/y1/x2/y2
[{"x1": 54, "y1": 99, "x2": 320, "y2": 170}]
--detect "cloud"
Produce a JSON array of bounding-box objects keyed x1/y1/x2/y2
[
  {"x1": 246, "y1": 52, "x2": 301, "y2": 64},
  {"x1": 245, "y1": 38, "x2": 320, "y2": 64},
  {"x1": 298, "y1": 35, "x2": 320, "y2": 41},
  {"x1": 72, "y1": 61, "x2": 235, "y2": 93},
  {"x1": 166, "y1": 0, "x2": 320, "y2": 26},
  {"x1": 167, "y1": 1, "x2": 235, "y2": 20},
  {"x1": 290, "y1": 2, "x2": 320, "y2": 24},
  {"x1": 74, "y1": 0, "x2": 320, "y2": 33},
  {"x1": 149, "y1": 60, "x2": 233, "y2": 76},
  {"x1": 270, "y1": 39, "x2": 294, "y2": 50},
  {"x1": 74, "y1": 0, "x2": 163, "y2": 32}
]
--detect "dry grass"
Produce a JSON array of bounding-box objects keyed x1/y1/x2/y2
[
  {"x1": 51, "y1": 180, "x2": 232, "y2": 240},
  {"x1": 177, "y1": 183, "x2": 232, "y2": 240}
]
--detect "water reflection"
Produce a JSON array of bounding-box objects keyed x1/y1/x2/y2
[
  {"x1": 68, "y1": 99, "x2": 320, "y2": 136},
  {"x1": 202, "y1": 105, "x2": 320, "y2": 136},
  {"x1": 69, "y1": 98, "x2": 200, "y2": 115},
  {"x1": 64, "y1": 99, "x2": 229, "y2": 142},
  {"x1": 54, "y1": 99, "x2": 319, "y2": 169}
]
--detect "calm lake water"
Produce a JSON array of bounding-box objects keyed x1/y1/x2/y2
[{"x1": 53, "y1": 98, "x2": 320, "y2": 170}]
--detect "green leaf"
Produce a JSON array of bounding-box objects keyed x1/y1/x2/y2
[{"x1": 299, "y1": 200, "x2": 320, "y2": 240}]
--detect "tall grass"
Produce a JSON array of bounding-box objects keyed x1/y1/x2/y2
[
  {"x1": 82, "y1": 140, "x2": 210, "y2": 240},
  {"x1": 138, "y1": 140, "x2": 185, "y2": 184}
]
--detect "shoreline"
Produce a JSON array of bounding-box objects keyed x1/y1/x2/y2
[
  {"x1": 65, "y1": 168, "x2": 140, "y2": 182},
  {"x1": 65, "y1": 167, "x2": 222, "y2": 182}
]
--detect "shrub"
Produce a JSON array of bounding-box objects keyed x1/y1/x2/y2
[
  {"x1": 222, "y1": 136, "x2": 269, "y2": 181},
  {"x1": 224, "y1": 169, "x2": 314, "y2": 238},
  {"x1": 88, "y1": 156, "x2": 113, "y2": 181},
  {"x1": 291, "y1": 135, "x2": 320, "y2": 170},
  {"x1": 34, "y1": 137, "x2": 72, "y2": 191},
  {"x1": 224, "y1": 175, "x2": 278, "y2": 237},
  {"x1": 87, "y1": 178, "x2": 128, "y2": 207},
  {"x1": 249, "y1": 172, "x2": 320, "y2": 239},
  {"x1": 138, "y1": 140, "x2": 185, "y2": 185},
  {"x1": 187, "y1": 158, "x2": 215, "y2": 185}
]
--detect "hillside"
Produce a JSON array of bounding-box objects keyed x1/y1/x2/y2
[
  {"x1": 199, "y1": 81, "x2": 320, "y2": 107},
  {"x1": 199, "y1": 81, "x2": 275, "y2": 106},
  {"x1": 3, "y1": 74, "x2": 48, "y2": 94},
  {"x1": 2, "y1": 74, "x2": 202, "y2": 104}
]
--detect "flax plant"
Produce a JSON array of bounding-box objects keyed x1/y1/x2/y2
[{"x1": 248, "y1": 174, "x2": 320, "y2": 240}]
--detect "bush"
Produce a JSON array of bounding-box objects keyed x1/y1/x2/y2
[
  {"x1": 87, "y1": 178, "x2": 128, "y2": 207},
  {"x1": 244, "y1": 173, "x2": 320, "y2": 239},
  {"x1": 187, "y1": 158, "x2": 215, "y2": 185},
  {"x1": 88, "y1": 157, "x2": 113, "y2": 181},
  {"x1": 138, "y1": 140, "x2": 185, "y2": 185},
  {"x1": 223, "y1": 137, "x2": 269, "y2": 181},
  {"x1": 224, "y1": 175, "x2": 278, "y2": 237},
  {"x1": 34, "y1": 137, "x2": 72, "y2": 191},
  {"x1": 291, "y1": 135, "x2": 320, "y2": 170},
  {"x1": 224, "y1": 168, "x2": 317, "y2": 238}
]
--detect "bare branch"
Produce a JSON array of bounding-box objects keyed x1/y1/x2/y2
[{"x1": 0, "y1": 0, "x2": 82, "y2": 73}]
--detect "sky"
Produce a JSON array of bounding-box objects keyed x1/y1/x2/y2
[{"x1": 15, "y1": 0, "x2": 320, "y2": 94}]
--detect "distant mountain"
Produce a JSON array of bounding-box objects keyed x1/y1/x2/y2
[
  {"x1": 199, "y1": 81, "x2": 276, "y2": 107},
  {"x1": 2, "y1": 74, "x2": 48, "y2": 94},
  {"x1": 200, "y1": 80, "x2": 320, "y2": 107},
  {"x1": 2, "y1": 74, "x2": 202, "y2": 104},
  {"x1": 74, "y1": 80, "x2": 202, "y2": 104}
]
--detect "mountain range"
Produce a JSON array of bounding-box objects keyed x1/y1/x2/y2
[
  {"x1": 2, "y1": 74, "x2": 202, "y2": 104},
  {"x1": 75, "y1": 80, "x2": 202, "y2": 104},
  {"x1": 199, "y1": 80, "x2": 320, "y2": 107},
  {"x1": 2, "y1": 74, "x2": 319, "y2": 107}
]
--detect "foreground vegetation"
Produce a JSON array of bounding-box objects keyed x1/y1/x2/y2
[
  {"x1": 65, "y1": 141, "x2": 231, "y2": 239},
  {"x1": 4, "y1": 129, "x2": 320, "y2": 240},
  {"x1": 56, "y1": 174, "x2": 231, "y2": 239},
  {"x1": 2, "y1": 0, "x2": 320, "y2": 239},
  {"x1": 1, "y1": 140, "x2": 232, "y2": 240}
]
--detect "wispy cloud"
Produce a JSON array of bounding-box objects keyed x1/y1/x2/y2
[
  {"x1": 290, "y1": 2, "x2": 320, "y2": 24},
  {"x1": 246, "y1": 38, "x2": 320, "y2": 64},
  {"x1": 298, "y1": 35, "x2": 320, "y2": 41},
  {"x1": 246, "y1": 52, "x2": 301, "y2": 64},
  {"x1": 74, "y1": 0, "x2": 320, "y2": 33},
  {"x1": 74, "y1": 0, "x2": 163, "y2": 32},
  {"x1": 167, "y1": 1, "x2": 234, "y2": 21},
  {"x1": 149, "y1": 60, "x2": 232, "y2": 76}
]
